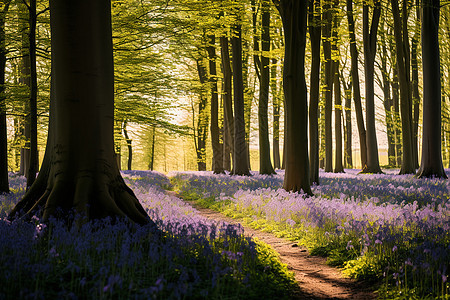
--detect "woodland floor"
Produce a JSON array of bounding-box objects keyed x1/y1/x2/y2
[{"x1": 166, "y1": 191, "x2": 378, "y2": 299}]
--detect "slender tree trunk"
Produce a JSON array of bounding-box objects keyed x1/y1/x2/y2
[
  {"x1": 391, "y1": 65, "x2": 402, "y2": 166},
  {"x1": 333, "y1": 61, "x2": 344, "y2": 173},
  {"x1": 9, "y1": 0, "x2": 155, "y2": 227},
  {"x1": 342, "y1": 73, "x2": 353, "y2": 168},
  {"x1": 391, "y1": 0, "x2": 415, "y2": 174},
  {"x1": 309, "y1": 0, "x2": 321, "y2": 184},
  {"x1": 220, "y1": 35, "x2": 234, "y2": 171},
  {"x1": 411, "y1": 2, "x2": 421, "y2": 169},
  {"x1": 195, "y1": 59, "x2": 208, "y2": 171},
  {"x1": 416, "y1": 0, "x2": 447, "y2": 178},
  {"x1": 271, "y1": 57, "x2": 281, "y2": 170},
  {"x1": 273, "y1": 0, "x2": 312, "y2": 195},
  {"x1": 208, "y1": 34, "x2": 224, "y2": 174},
  {"x1": 122, "y1": 120, "x2": 132, "y2": 171},
  {"x1": 323, "y1": 0, "x2": 333, "y2": 172},
  {"x1": 347, "y1": 0, "x2": 367, "y2": 170},
  {"x1": 231, "y1": 7, "x2": 250, "y2": 176},
  {"x1": 0, "y1": 1, "x2": 10, "y2": 194},
  {"x1": 362, "y1": 0, "x2": 383, "y2": 174},
  {"x1": 380, "y1": 20, "x2": 396, "y2": 167},
  {"x1": 258, "y1": 0, "x2": 275, "y2": 175},
  {"x1": 149, "y1": 124, "x2": 155, "y2": 171},
  {"x1": 332, "y1": 0, "x2": 343, "y2": 173},
  {"x1": 26, "y1": 0, "x2": 38, "y2": 188}
]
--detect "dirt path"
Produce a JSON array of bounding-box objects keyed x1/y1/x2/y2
[{"x1": 167, "y1": 191, "x2": 377, "y2": 299}]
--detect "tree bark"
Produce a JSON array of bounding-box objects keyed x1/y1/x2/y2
[
  {"x1": 416, "y1": 0, "x2": 447, "y2": 178},
  {"x1": 271, "y1": 57, "x2": 281, "y2": 170},
  {"x1": 391, "y1": 0, "x2": 415, "y2": 174},
  {"x1": 332, "y1": 0, "x2": 344, "y2": 173},
  {"x1": 362, "y1": 0, "x2": 383, "y2": 174},
  {"x1": 258, "y1": 0, "x2": 275, "y2": 175},
  {"x1": 231, "y1": 7, "x2": 250, "y2": 176},
  {"x1": 342, "y1": 72, "x2": 353, "y2": 168},
  {"x1": 26, "y1": 0, "x2": 38, "y2": 188},
  {"x1": 122, "y1": 120, "x2": 132, "y2": 171},
  {"x1": 346, "y1": 0, "x2": 367, "y2": 170},
  {"x1": 207, "y1": 34, "x2": 224, "y2": 174},
  {"x1": 308, "y1": 0, "x2": 321, "y2": 184},
  {"x1": 323, "y1": 0, "x2": 333, "y2": 173},
  {"x1": 195, "y1": 58, "x2": 208, "y2": 171},
  {"x1": 9, "y1": 0, "x2": 155, "y2": 227},
  {"x1": 0, "y1": 1, "x2": 10, "y2": 194},
  {"x1": 273, "y1": 0, "x2": 312, "y2": 195},
  {"x1": 220, "y1": 35, "x2": 234, "y2": 171}
]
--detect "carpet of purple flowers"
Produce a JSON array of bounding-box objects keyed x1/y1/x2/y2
[
  {"x1": 0, "y1": 171, "x2": 297, "y2": 299},
  {"x1": 171, "y1": 169, "x2": 450, "y2": 299}
]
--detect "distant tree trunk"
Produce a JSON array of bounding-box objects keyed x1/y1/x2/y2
[
  {"x1": 341, "y1": 73, "x2": 353, "y2": 168},
  {"x1": 208, "y1": 34, "x2": 224, "y2": 174},
  {"x1": 195, "y1": 58, "x2": 208, "y2": 171},
  {"x1": 26, "y1": 0, "x2": 38, "y2": 188},
  {"x1": 251, "y1": 0, "x2": 261, "y2": 82},
  {"x1": 309, "y1": 0, "x2": 321, "y2": 184},
  {"x1": 362, "y1": 0, "x2": 382, "y2": 174},
  {"x1": 231, "y1": 9, "x2": 250, "y2": 176},
  {"x1": 323, "y1": 0, "x2": 333, "y2": 173},
  {"x1": 271, "y1": 57, "x2": 281, "y2": 170},
  {"x1": 148, "y1": 125, "x2": 156, "y2": 171},
  {"x1": 9, "y1": 0, "x2": 155, "y2": 226},
  {"x1": 347, "y1": 0, "x2": 367, "y2": 170},
  {"x1": 391, "y1": 0, "x2": 415, "y2": 174},
  {"x1": 243, "y1": 38, "x2": 252, "y2": 171},
  {"x1": 416, "y1": 0, "x2": 447, "y2": 178},
  {"x1": 333, "y1": 61, "x2": 344, "y2": 173},
  {"x1": 391, "y1": 65, "x2": 402, "y2": 166},
  {"x1": 273, "y1": 0, "x2": 312, "y2": 195},
  {"x1": 380, "y1": 21, "x2": 396, "y2": 167},
  {"x1": 258, "y1": 0, "x2": 275, "y2": 175},
  {"x1": 0, "y1": 1, "x2": 11, "y2": 194},
  {"x1": 220, "y1": 35, "x2": 234, "y2": 171},
  {"x1": 122, "y1": 120, "x2": 132, "y2": 171}
]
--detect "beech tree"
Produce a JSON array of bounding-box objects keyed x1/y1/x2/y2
[
  {"x1": 9, "y1": 0, "x2": 154, "y2": 226},
  {"x1": 231, "y1": 2, "x2": 250, "y2": 176},
  {"x1": 416, "y1": 0, "x2": 447, "y2": 178},
  {"x1": 258, "y1": 0, "x2": 275, "y2": 175},
  {"x1": 273, "y1": 0, "x2": 312, "y2": 195},
  {"x1": 309, "y1": 0, "x2": 321, "y2": 184},
  {"x1": 361, "y1": 0, "x2": 382, "y2": 174}
]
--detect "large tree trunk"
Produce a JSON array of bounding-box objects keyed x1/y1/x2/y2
[
  {"x1": 220, "y1": 35, "x2": 234, "y2": 171},
  {"x1": 322, "y1": 1, "x2": 333, "y2": 173},
  {"x1": 391, "y1": 0, "x2": 415, "y2": 174},
  {"x1": 9, "y1": 0, "x2": 154, "y2": 226},
  {"x1": 208, "y1": 34, "x2": 224, "y2": 174},
  {"x1": 258, "y1": 0, "x2": 275, "y2": 175},
  {"x1": 346, "y1": 0, "x2": 367, "y2": 170},
  {"x1": 231, "y1": 8, "x2": 250, "y2": 176},
  {"x1": 361, "y1": 0, "x2": 383, "y2": 174},
  {"x1": 308, "y1": 0, "x2": 321, "y2": 184},
  {"x1": 416, "y1": 0, "x2": 446, "y2": 178},
  {"x1": 0, "y1": 1, "x2": 10, "y2": 194},
  {"x1": 273, "y1": 0, "x2": 312, "y2": 195}
]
